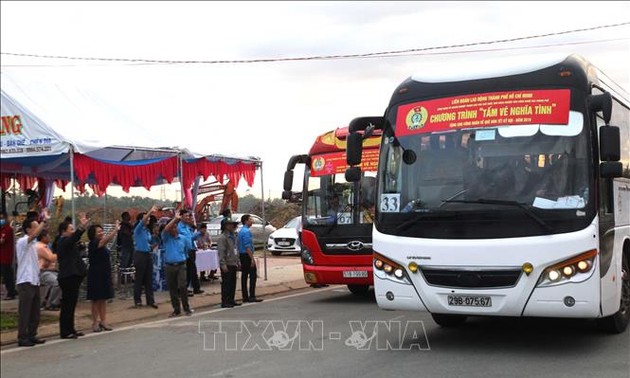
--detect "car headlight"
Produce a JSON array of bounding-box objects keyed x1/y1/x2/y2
[
  {"x1": 537, "y1": 249, "x2": 597, "y2": 287},
  {"x1": 373, "y1": 251, "x2": 411, "y2": 285}
]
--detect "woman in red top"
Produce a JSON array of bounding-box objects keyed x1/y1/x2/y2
[{"x1": 0, "y1": 211, "x2": 17, "y2": 300}]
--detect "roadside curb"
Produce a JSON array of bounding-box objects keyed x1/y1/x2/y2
[{"x1": 1, "y1": 278, "x2": 309, "y2": 348}]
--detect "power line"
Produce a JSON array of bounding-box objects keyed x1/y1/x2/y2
[
  {"x1": 1, "y1": 21, "x2": 628, "y2": 65},
  {"x1": 2, "y1": 37, "x2": 628, "y2": 68}
]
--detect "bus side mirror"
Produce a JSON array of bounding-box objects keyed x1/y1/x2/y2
[
  {"x1": 600, "y1": 162, "x2": 622, "y2": 178},
  {"x1": 599, "y1": 125, "x2": 620, "y2": 161},
  {"x1": 347, "y1": 132, "x2": 363, "y2": 166},
  {"x1": 282, "y1": 191, "x2": 302, "y2": 203},
  {"x1": 283, "y1": 170, "x2": 294, "y2": 192},
  {"x1": 349, "y1": 116, "x2": 384, "y2": 133},
  {"x1": 345, "y1": 166, "x2": 361, "y2": 182},
  {"x1": 589, "y1": 92, "x2": 612, "y2": 124}
]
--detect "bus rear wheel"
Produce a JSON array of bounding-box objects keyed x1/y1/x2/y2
[
  {"x1": 597, "y1": 253, "x2": 630, "y2": 334},
  {"x1": 347, "y1": 285, "x2": 370, "y2": 296},
  {"x1": 431, "y1": 313, "x2": 467, "y2": 327}
]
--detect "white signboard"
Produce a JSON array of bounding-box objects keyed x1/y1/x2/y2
[{"x1": 1, "y1": 92, "x2": 67, "y2": 157}]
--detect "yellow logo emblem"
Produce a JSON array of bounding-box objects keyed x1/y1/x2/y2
[{"x1": 405, "y1": 106, "x2": 428, "y2": 130}]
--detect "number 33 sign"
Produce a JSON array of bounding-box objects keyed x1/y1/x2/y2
[{"x1": 380, "y1": 194, "x2": 400, "y2": 213}]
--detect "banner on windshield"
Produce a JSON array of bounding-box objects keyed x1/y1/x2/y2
[
  {"x1": 395, "y1": 89, "x2": 571, "y2": 137},
  {"x1": 310, "y1": 149, "x2": 379, "y2": 177}
]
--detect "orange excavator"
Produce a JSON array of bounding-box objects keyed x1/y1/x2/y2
[
  {"x1": 156, "y1": 180, "x2": 239, "y2": 223},
  {"x1": 195, "y1": 180, "x2": 238, "y2": 222},
  {"x1": 148, "y1": 180, "x2": 238, "y2": 223}
]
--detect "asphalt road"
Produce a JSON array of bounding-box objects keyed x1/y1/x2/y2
[{"x1": 1, "y1": 287, "x2": 628, "y2": 378}]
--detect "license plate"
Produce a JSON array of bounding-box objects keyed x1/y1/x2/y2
[
  {"x1": 277, "y1": 241, "x2": 291, "y2": 246},
  {"x1": 447, "y1": 295, "x2": 492, "y2": 307},
  {"x1": 343, "y1": 271, "x2": 368, "y2": 278}
]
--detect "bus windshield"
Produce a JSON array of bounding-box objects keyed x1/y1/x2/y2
[
  {"x1": 377, "y1": 110, "x2": 594, "y2": 239},
  {"x1": 305, "y1": 171, "x2": 377, "y2": 226}
]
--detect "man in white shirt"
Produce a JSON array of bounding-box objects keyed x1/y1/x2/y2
[{"x1": 16, "y1": 211, "x2": 49, "y2": 347}]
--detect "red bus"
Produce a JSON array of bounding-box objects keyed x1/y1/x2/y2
[{"x1": 283, "y1": 126, "x2": 381, "y2": 295}]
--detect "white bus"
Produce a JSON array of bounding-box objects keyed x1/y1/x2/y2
[{"x1": 346, "y1": 54, "x2": 630, "y2": 333}]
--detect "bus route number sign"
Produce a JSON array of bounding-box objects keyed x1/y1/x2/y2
[{"x1": 380, "y1": 194, "x2": 401, "y2": 213}]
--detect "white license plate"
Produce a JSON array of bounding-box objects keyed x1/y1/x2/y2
[
  {"x1": 343, "y1": 271, "x2": 368, "y2": 278},
  {"x1": 277, "y1": 241, "x2": 291, "y2": 246},
  {"x1": 447, "y1": 295, "x2": 492, "y2": 307}
]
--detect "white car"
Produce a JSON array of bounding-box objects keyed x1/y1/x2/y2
[
  {"x1": 206, "y1": 213, "x2": 276, "y2": 248},
  {"x1": 267, "y1": 216, "x2": 302, "y2": 256}
]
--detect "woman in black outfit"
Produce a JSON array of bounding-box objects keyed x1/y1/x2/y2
[
  {"x1": 56, "y1": 213, "x2": 90, "y2": 339},
  {"x1": 86, "y1": 222, "x2": 119, "y2": 332}
]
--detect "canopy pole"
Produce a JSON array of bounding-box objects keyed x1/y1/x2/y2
[
  {"x1": 103, "y1": 193, "x2": 107, "y2": 225},
  {"x1": 178, "y1": 152, "x2": 185, "y2": 207},
  {"x1": 70, "y1": 147, "x2": 76, "y2": 227},
  {"x1": 260, "y1": 161, "x2": 267, "y2": 281},
  {"x1": 12, "y1": 173, "x2": 17, "y2": 216}
]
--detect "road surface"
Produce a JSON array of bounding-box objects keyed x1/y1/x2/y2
[{"x1": 1, "y1": 287, "x2": 628, "y2": 378}]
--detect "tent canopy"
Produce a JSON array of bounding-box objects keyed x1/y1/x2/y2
[{"x1": 0, "y1": 72, "x2": 260, "y2": 196}]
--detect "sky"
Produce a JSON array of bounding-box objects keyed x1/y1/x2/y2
[{"x1": 1, "y1": 1, "x2": 629, "y2": 202}]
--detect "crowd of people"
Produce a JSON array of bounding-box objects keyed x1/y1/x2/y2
[{"x1": 0, "y1": 206, "x2": 263, "y2": 347}]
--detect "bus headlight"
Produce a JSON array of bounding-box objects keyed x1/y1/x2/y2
[
  {"x1": 373, "y1": 252, "x2": 411, "y2": 285},
  {"x1": 537, "y1": 249, "x2": 597, "y2": 288},
  {"x1": 301, "y1": 248, "x2": 314, "y2": 265},
  {"x1": 374, "y1": 259, "x2": 384, "y2": 270}
]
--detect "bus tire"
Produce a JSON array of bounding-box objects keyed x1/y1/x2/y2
[
  {"x1": 347, "y1": 285, "x2": 370, "y2": 296},
  {"x1": 597, "y1": 251, "x2": 630, "y2": 334},
  {"x1": 270, "y1": 250, "x2": 282, "y2": 256},
  {"x1": 431, "y1": 313, "x2": 467, "y2": 327}
]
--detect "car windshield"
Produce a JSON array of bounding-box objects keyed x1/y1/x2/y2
[{"x1": 284, "y1": 217, "x2": 300, "y2": 229}]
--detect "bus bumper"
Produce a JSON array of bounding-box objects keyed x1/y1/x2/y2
[
  {"x1": 374, "y1": 273, "x2": 428, "y2": 311},
  {"x1": 302, "y1": 264, "x2": 373, "y2": 286}
]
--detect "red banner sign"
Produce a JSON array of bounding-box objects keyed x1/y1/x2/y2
[
  {"x1": 310, "y1": 149, "x2": 379, "y2": 177},
  {"x1": 395, "y1": 89, "x2": 571, "y2": 136}
]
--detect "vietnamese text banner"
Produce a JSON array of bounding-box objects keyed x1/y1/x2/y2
[
  {"x1": 395, "y1": 89, "x2": 571, "y2": 137},
  {"x1": 310, "y1": 149, "x2": 379, "y2": 177}
]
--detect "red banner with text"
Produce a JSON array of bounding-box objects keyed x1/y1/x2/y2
[
  {"x1": 310, "y1": 149, "x2": 379, "y2": 177},
  {"x1": 395, "y1": 89, "x2": 571, "y2": 137}
]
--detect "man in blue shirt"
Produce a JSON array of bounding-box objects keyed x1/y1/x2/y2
[
  {"x1": 238, "y1": 214, "x2": 262, "y2": 303},
  {"x1": 162, "y1": 213, "x2": 192, "y2": 317},
  {"x1": 133, "y1": 206, "x2": 159, "y2": 309},
  {"x1": 178, "y1": 210, "x2": 204, "y2": 296}
]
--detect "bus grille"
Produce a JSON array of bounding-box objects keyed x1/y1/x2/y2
[{"x1": 420, "y1": 268, "x2": 522, "y2": 288}]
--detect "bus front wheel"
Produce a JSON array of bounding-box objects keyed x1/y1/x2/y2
[
  {"x1": 597, "y1": 253, "x2": 630, "y2": 334},
  {"x1": 347, "y1": 285, "x2": 370, "y2": 296},
  {"x1": 431, "y1": 313, "x2": 467, "y2": 327}
]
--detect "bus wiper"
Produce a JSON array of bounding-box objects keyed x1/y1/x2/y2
[
  {"x1": 441, "y1": 198, "x2": 554, "y2": 233},
  {"x1": 396, "y1": 211, "x2": 457, "y2": 232},
  {"x1": 322, "y1": 216, "x2": 338, "y2": 235}
]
